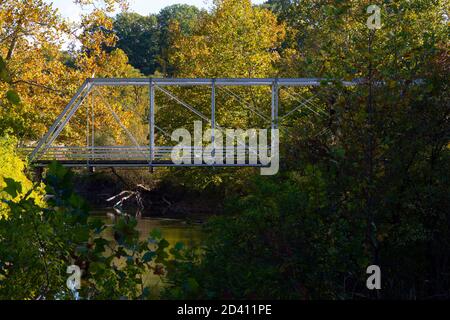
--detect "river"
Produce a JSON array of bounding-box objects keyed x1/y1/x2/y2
[
  {"x1": 91, "y1": 209, "x2": 203, "y2": 244},
  {"x1": 90, "y1": 210, "x2": 203, "y2": 297}
]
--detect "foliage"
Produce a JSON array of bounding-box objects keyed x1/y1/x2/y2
[
  {"x1": 163, "y1": 170, "x2": 365, "y2": 299},
  {"x1": 165, "y1": 121, "x2": 449, "y2": 299},
  {"x1": 162, "y1": 0, "x2": 450, "y2": 299},
  {"x1": 113, "y1": 4, "x2": 202, "y2": 76},
  {"x1": 0, "y1": 56, "x2": 20, "y2": 105},
  {"x1": 0, "y1": 134, "x2": 44, "y2": 218},
  {"x1": 0, "y1": 162, "x2": 177, "y2": 300},
  {"x1": 114, "y1": 13, "x2": 160, "y2": 75},
  {"x1": 0, "y1": 0, "x2": 449, "y2": 301},
  {"x1": 156, "y1": 0, "x2": 285, "y2": 190},
  {"x1": 169, "y1": 0, "x2": 285, "y2": 78},
  {"x1": 0, "y1": 0, "x2": 140, "y2": 144},
  {"x1": 273, "y1": 0, "x2": 449, "y2": 80},
  {"x1": 157, "y1": 4, "x2": 202, "y2": 75}
]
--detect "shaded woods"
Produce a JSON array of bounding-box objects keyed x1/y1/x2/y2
[{"x1": 0, "y1": 0, "x2": 449, "y2": 299}]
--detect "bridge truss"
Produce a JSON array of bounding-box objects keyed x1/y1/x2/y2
[{"x1": 22, "y1": 78, "x2": 357, "y2": 168}]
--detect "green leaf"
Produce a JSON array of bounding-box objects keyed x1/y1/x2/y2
[
  {"x1": 142, "y1": 251, "x2": 156, "y2": 263},
  {"x1": 158, "y1": 238, "x2": 169, "y2": 250},
  {"x1": 3, "y1": 178, "x2": 22, "y2": 198},
  {"x1": 0, "y1": 56, "x2": 11, "y2": 83},
  {"x1": 90, "y1": 262, "x2": 105, "y2": 274},
  {"x1": 94, "y1": 238, "x2": 110, "y2": 253},
  {"x1": 174, "y1": 242, "x2": 184, "y2": 251},
  {"x1": 149, "y1": 228, "x2": 162, "y2": 240},
  {"x1": 89, "y1": 218, "x2": 106, "y2": 234},
  {"x1": 6, "y1": 90, "x2": 20, "y2": 105}
]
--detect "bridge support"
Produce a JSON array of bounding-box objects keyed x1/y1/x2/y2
[
  {"x1": 211, "y1": 79, "x2": 216, "y2": 158},
  {"x1": 149, "y1": 78, "x2": 155, "y2": 173},
  {"x1": 272, "y1": 79, "x2": 279, "y2": 130}
]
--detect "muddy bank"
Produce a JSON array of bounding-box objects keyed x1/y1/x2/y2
[{"x1": 72, "y1": 169, "x2": 223, "y2": 220}]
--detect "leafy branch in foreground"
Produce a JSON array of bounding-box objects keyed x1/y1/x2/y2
[{"x1": 0, "y1": 161, "x2": 180, "y2": 300}]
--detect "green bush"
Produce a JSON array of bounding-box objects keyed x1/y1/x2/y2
[
  {"x1": 0, "y1": 134, "x2": 44, "y2": 218},
  {"x1": 163, "y1": 168, "x2": 369, "y2": 299},
  {"x1": 0, "y1": 162, "x2": 177, "y2": 300}
]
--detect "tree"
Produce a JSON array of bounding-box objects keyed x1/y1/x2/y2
[
  {"x1": 114, "y1": 13, "x2": 160, "y2": 75},
  {"x1": 111, "y1": 5, "x2": 201, "y2": 76},
  {"x1": 165, "y1": 0, "x2": 285, "y2": 130},
  {"x1": 155, "y1": 0, "x2": 286, "y2": 191},
  {"x1": 157, "y1": 4, "x2": 202, "y2": 75},
  {"x1": 169, "y1": 0, "x2": 285, "y2": 78},
  {"x1": 164, "y1": 0, "x2": 450, "y2": 299},
  {"x1": 0, "y1": 0, "x2": 142, "y2": 146}
]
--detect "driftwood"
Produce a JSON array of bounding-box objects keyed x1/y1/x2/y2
[
  {"x1": 104, "y1": 169, "x2": 178, "y2": 216},
  {"x1": 106, "y1": 191, "x2": 137, "y2": 208},
  {"x1": 105, "y1": 167, "x2": 156, "y2": 214}
]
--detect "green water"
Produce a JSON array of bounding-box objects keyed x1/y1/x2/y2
[
  {"x1": 91, "y1": 210, "x2": 203, "y2": 245},
  {"x1": 90, "y1": 210, "x2": 203, "y2": 296}
]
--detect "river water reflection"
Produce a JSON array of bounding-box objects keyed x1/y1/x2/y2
[{"x1": 90, "y1": 210, "x2": 203, "y2": 296}]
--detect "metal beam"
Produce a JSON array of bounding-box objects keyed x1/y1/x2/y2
[
  {"x1": 30, "y1": 80, "x2": 89, "y2": 160},
  {"x1": 36, "y1": 82, "x2": 93, "y2": 160},
  {"x1": 91, "y1": 78, "x2": 358, "y2": 87},
  {"x1": 32, "y1": 160, "x2": 269, "y2": 168},
  {"x1": 91, "y1": 90, "x2": 95, "y2": 161},
  {"x1": 149, "y1": 79, "x2": 155, "y2": 162},
  {"x1": 155, "y1": 85, "x2": 210, "y2": 122},
  {"x1": 211, "y1": 79, "x2": 216, "y2": 157},
  {"x1": 272, "y1": 79, "x2": 279, "y2": 130}
]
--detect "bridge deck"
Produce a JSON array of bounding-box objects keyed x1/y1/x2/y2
[
  {"x1": 20, "y1": 146, "x2": 271, "y2": 168},
  {"x1": 31, "y1": 160, "x2": 269, "y2": 168}
]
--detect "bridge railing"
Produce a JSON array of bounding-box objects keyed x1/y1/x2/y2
[{"x1": 19, "y1": 146, "x2": 271, "y2": 167}]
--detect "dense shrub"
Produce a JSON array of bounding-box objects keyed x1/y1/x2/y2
[
  {"x1": 0, "y1": 162, "x2": 177, "y2": 300},
  {"x1": 0, "y1": 134, "x2": 44, "y2": 218}
]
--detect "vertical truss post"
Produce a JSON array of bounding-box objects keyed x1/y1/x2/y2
[
  {"x1": 211, "y1": 79, "x2": 216, "y2": 161},
  {"x1": 86, "y1": 91, "x2": 90, "y2": 168},
  {"x1": 271, "y1": 79, "x2": 279, "y2": 163},
  {"x1": 89, "y1": 90, "x2": 95, "y2": 173},
  {"x1": 91, "y1": 90, "x2": 95, "y2": 162},
  {"x1": 149, "y1": 78, "x2": 155, "y2": 164},
  {"x1": 271, "y1": 79, "x2": 279, "y2": 130}
]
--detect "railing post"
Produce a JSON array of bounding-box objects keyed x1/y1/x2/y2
[{"x1": 149, "y1": 78, "x2": 155, "y2": 165}]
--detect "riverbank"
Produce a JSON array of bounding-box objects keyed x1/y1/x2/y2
[{"x1": 72, "y1": 168, "x2": 223, "y2": 221}]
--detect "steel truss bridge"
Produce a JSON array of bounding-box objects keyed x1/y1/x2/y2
[{"x1": 20, "y1": 78, "x2": 357, "y2": 169}]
